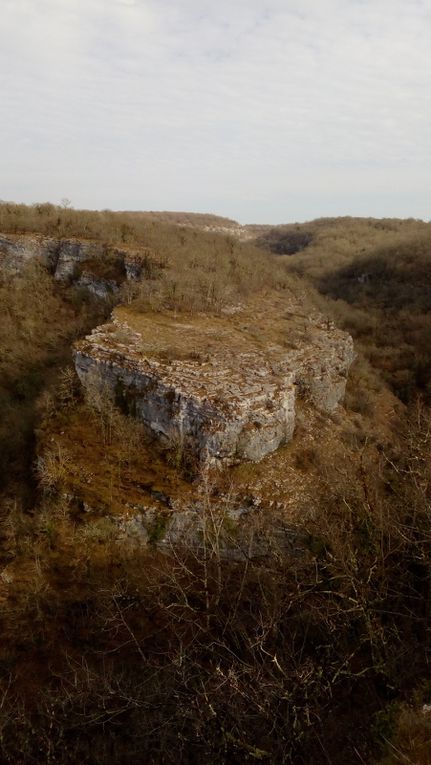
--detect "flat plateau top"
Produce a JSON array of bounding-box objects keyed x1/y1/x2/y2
[
  {"x1": 75, "y1": 290, "x2": 352, "y2": 413},
  {"x1": 118, "y1": 293, "x2": 309, "y2": 356},
  {"x1": 81, "y1": 291, "x2": 340, "y2": 366}
]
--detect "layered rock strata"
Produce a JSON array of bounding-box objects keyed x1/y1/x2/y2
[
  {"x1": 0, "y1": 233, "x2": 156, "y2": 293},
  {"x1": 74, "y1": 294, "x2": 354, "y2": 465}
]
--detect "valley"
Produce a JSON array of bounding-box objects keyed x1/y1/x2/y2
[{"x1": 0, "y1": 204, "x2": 430, "y2": 764}]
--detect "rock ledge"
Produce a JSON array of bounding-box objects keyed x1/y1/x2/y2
[{"x1": 74, "y1": 293, "x2": 354, "y2": 464}]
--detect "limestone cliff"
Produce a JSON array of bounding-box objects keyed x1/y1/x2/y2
[
  {"x1": 74, "y1": 293, "x2": 354, "y2": 465},
  {"x1": 0, "y1": 232, "x2": 155, "y2": 296}
]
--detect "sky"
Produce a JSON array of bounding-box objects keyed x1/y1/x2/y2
[{"x1": 1, "y1": 0, "x2": 431, "y2": 223}]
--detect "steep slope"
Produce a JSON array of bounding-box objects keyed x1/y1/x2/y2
[
  {"x1": 1, "y1": 205, "x2": 431, "y2": 765},
  {"x1": 255, "y1": 216, "x2": 431, "y2": 402},
  {"x1": 74, "y1": 293, "x2": 353, "y2": 465}
]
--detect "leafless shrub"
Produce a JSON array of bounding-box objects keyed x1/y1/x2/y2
[{"x1": 36, "y1": 443, "x2": 71, "y2": 491}]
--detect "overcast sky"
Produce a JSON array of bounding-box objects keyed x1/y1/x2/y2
[{"x1": 2, "y1": 0, "x2": 431, "y2": 223}]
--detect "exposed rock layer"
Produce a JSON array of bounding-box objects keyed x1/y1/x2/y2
[
  {"x1": 74, "y1": 293, "x2": 354, "y2": 465},
  {"x1": 0, "y1": 232, "x2": 154, "y2": 295}
]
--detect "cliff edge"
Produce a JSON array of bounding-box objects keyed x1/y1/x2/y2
[{"x1": 74, "y1": 292, "x2": 354, "y2": 465}]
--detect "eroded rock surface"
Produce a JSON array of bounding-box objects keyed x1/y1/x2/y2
[
  {"x1": 74, "y1": 292, "x2": 354, "y2": 465},
  {"x1": 0, "y1": 232, "x2": 156, "y2": 294},
  {"x1": 0, "y1": 233, "x2": 60, "y2": 271}
]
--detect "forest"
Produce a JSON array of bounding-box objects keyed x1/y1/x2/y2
[{"x1": 0, "y1": 203, "x2": 431, "y2": 764}]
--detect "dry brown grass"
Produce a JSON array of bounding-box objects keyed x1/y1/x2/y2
[
  {"x1": 36, "y1": 396, "x2": 196, "y2": 516},
  {"x1": 376, "y1": 704, "x2": 431, "y2": 765}
]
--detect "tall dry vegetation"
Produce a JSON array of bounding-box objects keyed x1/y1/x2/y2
[
  {"x1": 0, "y1": 403, "x2": 431, "y2": 763},
  {"x1": 0, "y1": 260, "x2": 107, "y2": 496},
  {"x1": 258, "y1": 216, "x2": 431, "y2": 403},
  {"x1": 1, "y1": 207, "x2": 431, "y2": 762},
  {"x1": 0, "y1": 201, "x2": 290, "y2": 314},
  {"x1": 0, "y1": 201, "x2": 289, "y2": 494},
  {"x1": 0, "y1": 201, "x2": 239, "y2": 239},
  {"x1": 126, "y1": 235, "x2": 289, "y2": 314}
]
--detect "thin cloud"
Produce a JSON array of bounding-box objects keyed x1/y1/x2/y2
[{"x1": 1, "y1": 0, "x2": 430, "y2": 221}]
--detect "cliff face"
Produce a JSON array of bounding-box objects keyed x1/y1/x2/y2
[
  {"x1": 0, "y1": 233, "x2": 155, "y2": 296},
  {"x1": 74, "y1": 293, "x2": 354, "y2": 465},
  {"x1": 0, "y1": 233, "x2": 60, "y2": 272}
]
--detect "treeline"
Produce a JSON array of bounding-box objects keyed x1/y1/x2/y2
[
  {"x1": 0, "y1": 202, "x2": 290, "y2": 315},
  {"x1": 0, "y1": 202, "x2": 237, "y2": 244},
  {"x1": 256, "y1": 216, "x2": 431, "y2": 272}
]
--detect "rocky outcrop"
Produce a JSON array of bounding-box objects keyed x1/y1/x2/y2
[
  {"x1": 53, "y1": 240, "x2": 106, "y2": 282},
  {"x1": 75, "y1": 272, "x2": 120, "y2": 299},
  {"x1": 0, "y1": 233, "x2": 157, "y2": 296},
  {"x1": 124, "y1": 248, "x2": 156, "y2": 280},
  {"x1": 0, "y1": 233, "x2": 60, "y2": 271},
  {"x1": 74, "y1": 293, "x2": 354, "y2": 465},
  {"x1": 0, "y1": 233, "x2": 101, "y2": 278}
]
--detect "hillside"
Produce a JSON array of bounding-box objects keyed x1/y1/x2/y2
[
  {"x1": 256, "y1": 216, "x2": 431, "y2": 404},
  {"x1": 0, "y1": 202, "x2": 251, "y2": 242},
  {"x1": 0, "y1": 205, "x2": 430, "y2": 764}
]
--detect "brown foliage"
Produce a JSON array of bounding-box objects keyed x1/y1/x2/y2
[
  {"x1": 0, "y1": 405, "x2": 430, "y2": 763},
  {"x1": 258, "y1": 216, "x2": 431, "y2": 403}
]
